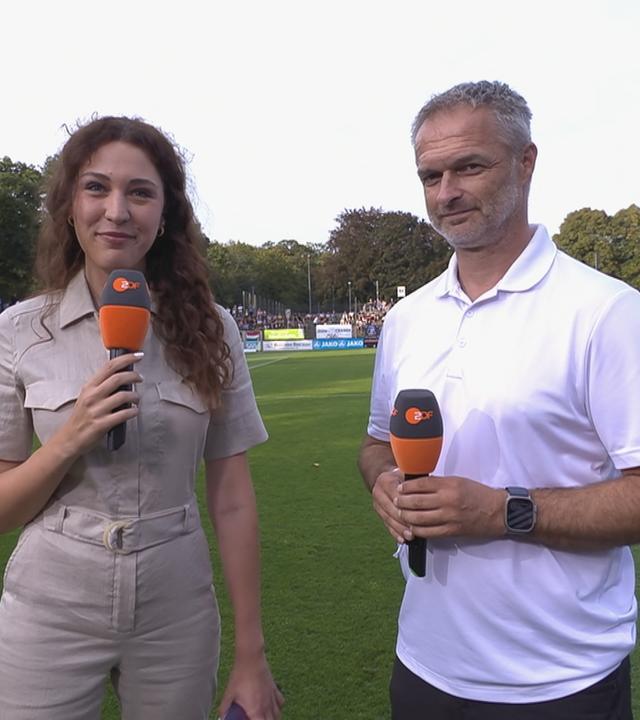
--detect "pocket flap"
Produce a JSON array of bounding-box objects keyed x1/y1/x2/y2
[
  {"x1": 156, "y1": 381, "x2": 207, "y2": 413},
  {"x1": 24, "y1": 381, "x2": 79, "y2": 411}
]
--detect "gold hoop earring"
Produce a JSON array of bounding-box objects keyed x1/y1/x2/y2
[
  {"x1": 157, "y1": 224, "x2": 165, "y2": 238},
  {"x1": 68, "y1": 216, "x2": 75, "y2": 228}
]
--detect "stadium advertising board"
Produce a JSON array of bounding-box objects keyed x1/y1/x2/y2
[
  {"x1": 363, "y1": 323, "x2": 380, "y2": 348},
  {"x1": 243, "y1": 331, "x2": 261, "y2": 353},
  {"x1": 315, "y1": 324, "x2": 353, "y2": 339},
  {"x1": 263, "y1": 328, "x2": 305, "y2": 340},
  {"x1": 263, "y1": 340, "x2": 313, "y2": 352},
  {"x1": 312, "y1": 338, "x2": 364, "y2": 350}
]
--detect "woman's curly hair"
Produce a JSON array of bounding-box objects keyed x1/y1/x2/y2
[{"x1": 35, "y1": 116, "x2": 231, "y2": 407}]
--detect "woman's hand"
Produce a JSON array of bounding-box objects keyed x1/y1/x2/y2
[
  {"x1": 0, "y1": 352, "x2": 145, "y2": 533},
  {"x1": 218, "y1": 650, "x2": 284, "y2": 720},
  {"x1": 52, "y1": 352, "x2": 144, "y2": 459}
]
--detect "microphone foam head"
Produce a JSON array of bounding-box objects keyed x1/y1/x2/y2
[
  {"x1": 390, "y1": 389, "x2": 443, "y2": 475},
  {"x1": 99, "y1": 269, "x2": 151, "y2": 351},
  {"x1": 390, "y1": 389, "x2": 443, "y2": 439}
]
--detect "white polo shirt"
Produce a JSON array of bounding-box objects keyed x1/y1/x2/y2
[{"x1": 367, "y1": 225, "x2": 640, "y2": 702}]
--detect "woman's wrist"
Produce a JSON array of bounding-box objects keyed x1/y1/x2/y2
[{"x1": 233, "y1": 634, "x2": 266, "y2": 663}]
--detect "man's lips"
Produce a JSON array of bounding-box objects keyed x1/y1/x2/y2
[{"x1": 441, "y1": 209, "x2": 474, "y2": 219}]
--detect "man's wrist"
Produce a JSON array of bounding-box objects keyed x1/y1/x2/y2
[{"x1": 504, "y1": 486, "x2": 537, "y2": 534}]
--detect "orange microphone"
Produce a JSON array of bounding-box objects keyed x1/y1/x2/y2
[
  {"x1": 390, "y1": 389, "x2": 443, "y2": 577},
  {"x1": 99, "y1": 270, "x2": 151, "y2": 451}
]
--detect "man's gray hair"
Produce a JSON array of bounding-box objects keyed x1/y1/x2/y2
[{"x1": 411, "y1": 80, "x2": 532, "y2": 151}]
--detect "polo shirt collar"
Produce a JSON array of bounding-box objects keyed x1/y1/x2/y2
[
  {"x1": 496, "y1": 225, "x2": 557, "y2": 292},
  {"x1": 435, "y1": 224, "x2": 557, "y2": 300}
]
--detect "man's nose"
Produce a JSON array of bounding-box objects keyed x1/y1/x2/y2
[
  {"x1": 435, "y1": 172, "x2": 463, "y2": 205},
  {"x1": 104, "y1": 192, "x2": 130, "y2": 223}
]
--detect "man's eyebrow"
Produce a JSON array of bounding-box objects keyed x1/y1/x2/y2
[
  {"x1": 417, "y1": 153, "x2": 491, "y2": 178},
  {"x1": 451, "y1": 153, "x2": 488, "y2": 166},
  {"x1": 417, "y1": 166, "x2": 439, "y2": 179}
]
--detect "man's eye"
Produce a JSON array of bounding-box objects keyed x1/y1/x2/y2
[
  {"x1": 459, "y1": 164, "x2": 482, "y2": 174},
  {"x1": 422, "y1": 174, "x2": 440, "y2": 187}
]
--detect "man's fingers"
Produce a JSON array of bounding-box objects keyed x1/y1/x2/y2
[
  {"x1": 374, "y1": 500, "x2": 411, "y2": 542},
  {"x1": 396, "y1": 492, "x2": 441, "y2": 511}
]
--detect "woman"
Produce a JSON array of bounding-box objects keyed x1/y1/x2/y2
[{"x1": 0, "y1": 117, "x2": 283, "y2": 720}]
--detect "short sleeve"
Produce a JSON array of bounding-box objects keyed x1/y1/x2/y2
[
  {"x1": 0, "y1": 309, "x2": 33, "y2": 461},
  {"x1": 586, "y1": 288, "x2": 640, "y2": 470},
  {"x1": 203, "y1": 308, "x2": 268, "y2": 460},
  {"x1": 366, "y1": 324, "x2": 392, "y2": 442}
]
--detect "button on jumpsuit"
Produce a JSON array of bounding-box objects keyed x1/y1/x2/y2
[{"x1": 0, "y1": 273, "x2": 268, "y2": 719}]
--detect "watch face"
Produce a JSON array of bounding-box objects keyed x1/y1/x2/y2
[{"x1": 507, "y1": 497, "x2": 535, "y2": 532}]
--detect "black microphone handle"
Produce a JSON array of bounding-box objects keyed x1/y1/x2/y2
[
  {"x1": 107, "y1": 348, "x2": 131, "y2": 451},
  {"x1": 405, "y1": 472, "x2": 428, "y2": 577}
]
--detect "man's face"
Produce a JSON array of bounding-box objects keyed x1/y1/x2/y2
[{"x1": 414, "y1": 105, "x2": 535, "y2": 250}]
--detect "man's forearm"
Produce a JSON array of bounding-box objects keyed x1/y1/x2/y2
[
  {"x1": 533, "y1": 469, "x2": 640, "y2": 550},
  {"x1": 357, "y1": 435, "x2": 396, "y2": 493}
]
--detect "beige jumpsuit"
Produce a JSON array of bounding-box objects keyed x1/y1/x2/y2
[{"x1": 0, "y1": 273, "x2": 268, "y2": 720}]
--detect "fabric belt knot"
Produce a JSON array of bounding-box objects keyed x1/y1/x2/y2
[
  {"x1": 103, "y1": 520, "x2": 133, "y2": 554},
  {"x1": 41, "y1": 497, "x2": 200, "y2": 554}
]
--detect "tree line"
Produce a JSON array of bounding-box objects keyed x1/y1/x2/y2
[{"x1": 1, "y1": 155, "x2": 639, "y2": 310}]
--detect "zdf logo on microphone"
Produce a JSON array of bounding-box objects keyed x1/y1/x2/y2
[
  {"x1": 404, "y1": 407, "x2": 434, "y2": 425},
  {"x1": 113, "y1": 277, "x2": 141, "y2": 292}
]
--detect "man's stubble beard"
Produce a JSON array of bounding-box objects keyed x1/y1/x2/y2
[{"x1": 429, "y1": 174, "x2": 523, "y2": 252}]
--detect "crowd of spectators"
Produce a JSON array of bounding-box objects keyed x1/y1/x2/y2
[
  {"x1": 3, "y1": 293, "x2": 395, "y2": 341},
  {"x1": 228, "y1": 298, "x2": 394, "y2": 338}
]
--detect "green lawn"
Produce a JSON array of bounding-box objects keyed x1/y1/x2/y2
[{"x1": 0, "y1": 348, "x2": 638, "y2": 718}]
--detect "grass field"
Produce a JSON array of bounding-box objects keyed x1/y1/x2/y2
[{"x1": 0, "y1": 348, "x2": 638, "y2": 718}]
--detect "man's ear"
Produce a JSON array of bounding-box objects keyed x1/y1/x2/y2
[{"x1": 520, "y1": 142, "x2": 538, "y2": 183}]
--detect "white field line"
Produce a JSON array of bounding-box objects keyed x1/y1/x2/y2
[
  {"x1": 247, "y1": 356, "x2": 288, "y2": 370},
  {"x1": 256, "y1": 392, "x2": 369, "y2": 401}
]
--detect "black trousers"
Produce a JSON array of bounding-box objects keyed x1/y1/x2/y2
[{"x1": 390, "y1": 656, "x2": 633, "y2": 720}]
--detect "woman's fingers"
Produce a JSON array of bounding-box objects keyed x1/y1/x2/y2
[{"x1": 55, "y1": 354, "x2": 145, "y2": 455}]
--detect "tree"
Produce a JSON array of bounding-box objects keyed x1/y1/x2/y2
[
  {"x1": 320, "y1": 207, "x2": 450, "y2": 307},
  {"x1": 207, "y1": 240, "x2": 260, "y2": 309},
  {"x1": 610, "y1": 204, "x2": 640, "y2": 289},
  {"x1": 0, "y1": 157, "x2": 42, "y2": 301},
  {"x1": 553, "y1": 205, "x2": 640, "y2": 288},
  {"x1": 206, "y1": 239, "x2": 314, "y2": 311},
  {"x1": 553, "y1": 208, "x2": 618, "y2": 276},
  {"x1": 258, "y1": 240, "x2": 311, "y2": 309}
]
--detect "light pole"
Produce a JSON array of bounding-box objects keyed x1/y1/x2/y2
[
  {"x1": 375, "y1": 279, "x2": 379, "y2": 306},
  {"x1": 307, "y1": 254, "x2": 312, "y2": 314},
  {"x1": 348, "y1": 281, "x2": 352, "y2": 315}
]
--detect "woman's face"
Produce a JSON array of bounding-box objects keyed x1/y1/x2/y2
[{"x1": 70, "y1": 140, "x2": 165, "y2": 300}]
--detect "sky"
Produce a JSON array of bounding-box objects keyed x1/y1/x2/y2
[{"x1": 2, "y1": 0, "x2": 638, "y2": 247}]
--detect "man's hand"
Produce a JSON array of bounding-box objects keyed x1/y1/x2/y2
[
  {"x1": 395, "y1": 475, "x2": 505, "y2": 540},
  {"x1": 372, "y1": 468, "x2": 413, "y2": 543}
]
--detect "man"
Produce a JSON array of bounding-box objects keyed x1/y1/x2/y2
[{"x1": 358, "y1": 80, "x2": 640, "y2": 719}]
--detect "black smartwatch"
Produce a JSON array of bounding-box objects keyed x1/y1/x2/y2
[{"x1": 505, "y1": 486, "x2": 537, "y2": 534}]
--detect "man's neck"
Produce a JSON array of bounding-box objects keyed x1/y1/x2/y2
[{"x1": 455, "y1": 223, "x2": 535, "y2": 302}]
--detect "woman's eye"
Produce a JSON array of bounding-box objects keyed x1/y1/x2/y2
[
  {"x1": 131, "y1": 188, "x2": 153, "y2": 199},
  {"x1": 85, "y1": 181, "x2": 105, "y2": 192}
]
